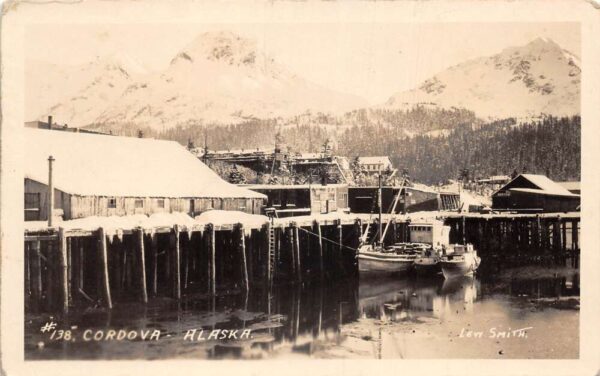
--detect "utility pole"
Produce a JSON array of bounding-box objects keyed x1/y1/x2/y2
[
  {"x1": 203, "y1": 127, "x2": 209, "y2": 164},
  {"x1": 378, "y1": 173, "x2": 382, "y2": 245},
  {"x1": 48, "y1": 156, "x2": 55, "y2": 227}
]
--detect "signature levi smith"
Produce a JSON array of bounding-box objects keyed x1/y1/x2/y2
[{"x1": 459, "y1": 326, "x2": 532, "y2": 339}]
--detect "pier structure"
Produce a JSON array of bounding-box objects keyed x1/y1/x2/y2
[{"x1": 24, "y1": 212, "x2": 579, "y2": 313}]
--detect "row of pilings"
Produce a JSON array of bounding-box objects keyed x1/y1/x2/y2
[
  {"x1": 445, "y1": 215, "x2": 580, "y2": 269},
  {"x1": 24, "y1": 214, "x2": 580, "y2": 313},
  {"x1": 24, "y1": 221, "x2": 367, "y2": 313}
]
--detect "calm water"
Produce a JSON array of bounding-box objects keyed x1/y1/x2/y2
[{"x1": 25, "y1": 268, "x2": 579, "y2": 360}]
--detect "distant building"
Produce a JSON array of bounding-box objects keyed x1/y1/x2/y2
[
  {"x1": 201, "y1": 148, "x2": 351, "y2": 184},
  {"x1": 25, "y1": 116, "x2": 109, "y2": 135},
  {"x1": 557, "y1": 181, "x2": 581, "y2": 195},
  {"x1": 24, "y1": 128, "x2": 265, "y2": 221},
  {"x1": 477, "y1": 175, "x2": 511, "y2": 185},
  {"x1": 491, "y1": 174, "x2": 580, "y2": 213},
  {"x1": 348, "y1": 185, "x2": 459, "y2": 214},
  {"x1": 356, "y1": 156, "x2": 393, "y2": 174},
  {"x1": 242, "y1": 184, "x2": 349, "y2": 218}
]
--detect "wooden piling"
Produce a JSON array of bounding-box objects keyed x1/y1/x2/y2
[
  {"x1": 67, "y1": 235, "x2": 73, "y2": 302},
  {"x1": 286, "y1": 226, "x2": 295, "y2": 279},
  {"x1": 151, "y1": 234, "x2": 158, "y2": 296},
  {"x1": 238, "y1": 224, "x2": 249, "y2": 291},
  {"x1": 58, "y1": 228, "x2": 69, "y2": 312},
  {"x1": 561, "y1": 219, "x2": 567, "y2": 251},
  {"x1": 246, "y1": 230, "x2": 254, "y2": 283},
  {"x1": 572, "y1": 219, "x2": 579, "y2": 249},
  {"x1": 31, "y1": 241, "x2": 42, "y2": 307},
  {"x1": 172, "y1": 225, "x2": 181, "y2": 299},
  {"x1": 337, "y1": 222, "x2": 344, "y2": 278},
  {"x1": 294, "y1": 225, "x2": 302, "y2": 283},
  {"x1": 208, "y1": 224, "x2": 216, "y2": 295},
  {"x1": 183, "y1": 234, "x2": 190, "y2": 290},
  {"x1": 45, "y1": 241, "x2": 54, "y2": 311},
  {"x1": 25, "y1": 241, "x2": 31, "y2": 300},
  {"x1": 315, "y1": 221, "x2": 324, "y2": 281},
  {"x1": 111, "y1": 238, "x2": 121, "y2": 297},
  {"x1": 78, "y1": 239, "x2": 84, "y2": 292},
  {"x1": 461, "y1": 215, "x2": 466, "y2": 244},
  {"x1": 136, "y1": 228, "x2": 148, "y2": 303},
  {"x1": 353, "y1": 220, "x2": 361, "y2": 277},
  {"x1": 98, "y1": 227, "x2": 112, "y2": 309}
]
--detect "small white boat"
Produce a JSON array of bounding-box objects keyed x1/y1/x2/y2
[
  {"x1": 358, "y1": 244, "x2": 416, "y2": 274},
  {"x1": 440, "y1": 244, "x2": 481, "y2": 278}
]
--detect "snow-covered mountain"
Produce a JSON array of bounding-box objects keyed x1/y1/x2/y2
[
  {"x1": 28, "y1": 31, "x2": 366, "y2": 130},
  {"x1": 384, "y1": 38, "x2": 580, "y2": 119},
  {"x1": 25, "y1": 53, "x2": 148, "y2": 125}
]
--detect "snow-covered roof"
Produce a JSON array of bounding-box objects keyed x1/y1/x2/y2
[
  {"x1": 408, "y1": 182, "x2": 438, "y2": 194},
  {"x1": 496, "y1": 174, "x2": 578, "y2": 197},
  {"x1": 508, "y1": 188, "x2": 579, "y2": 197},
  {"x1": 557, "y1": 181, "x2": 580, "y2": 191},
  {"x1": 25, "y1": 128, "x2": 266, "y2": 199},
  {"x1": 295, "y1": 153, "x2": 324, "y2": 159},
  {"x1": 241, "y1": 183, "x2": 347, "y2": 190},
  {"x1": 357, "y1": 156, "x2": 392, "y2": 165},
  {"x1": 520, "y1": 174, "x2": 578, "y2": 196}
]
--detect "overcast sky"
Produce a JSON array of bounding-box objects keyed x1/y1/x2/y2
[{"x1": 26, "y1": 22, "x2": 579, "y2": 104}]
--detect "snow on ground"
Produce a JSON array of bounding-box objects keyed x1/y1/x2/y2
[{"x1": 460, "y1": 190, "x2": 492, "y2": 208}]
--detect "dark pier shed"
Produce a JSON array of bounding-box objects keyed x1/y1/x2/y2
[
  {"x1": 242, "y1": 183, "x2": 349, "y2": 217},
  {"x1": 492, "y1": 174, "x2": 580, "y2": 213}
]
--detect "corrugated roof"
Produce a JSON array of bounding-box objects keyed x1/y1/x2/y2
[{"x1": 25, "y1": 128, "x2": 266, "y2": 199}]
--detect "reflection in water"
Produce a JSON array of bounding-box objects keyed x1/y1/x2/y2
[
  {"x1": 358, "y1": 276, "x2": 479, "y2": 322},
  {"x1": 25, "y1": 271, "x2": 579, "y2": 360}
]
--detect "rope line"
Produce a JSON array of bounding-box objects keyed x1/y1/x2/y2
[{"x1": 296, "y1": 226, "x2": 360, "y2": 252}]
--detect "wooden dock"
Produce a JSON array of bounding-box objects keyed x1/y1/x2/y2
[{"x1": 24, "y1": 211, "x2": 580, "y2": 313}]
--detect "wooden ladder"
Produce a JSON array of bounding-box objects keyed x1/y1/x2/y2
[{"x1": 267, "y1": 226, "x2": 276, "y2": 286}]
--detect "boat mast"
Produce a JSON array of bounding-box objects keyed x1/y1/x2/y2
[{"x1": 378, "y1": 173, "x2": 383, "y2": 245}]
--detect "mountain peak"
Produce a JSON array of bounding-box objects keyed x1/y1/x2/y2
[
  {"x1": 527, "y1": 37, "x2": 560, "y2": 48},
  {"x1": 89, "y1": 53, "x2": 148, "y2": 77},
  {"x1": 170, "y1": 31, "x2": 259, "y2": 67},
  {"x1": 384, "y1": 38, "x2": 580, "y2": 119}
]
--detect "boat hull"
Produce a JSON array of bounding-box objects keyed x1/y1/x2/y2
[
  {"x1": 358, "y1": 253, "x2": 414, "y2": 274},
  {"x1": 414, "y1": 259, "x2": 441, "y2": 275},
  {"x1": 440, "y1": 254, "x2": 481, "y2": 278},
  {"x1": 441, "y1": 261, "x2": 474, "y2": 278}
]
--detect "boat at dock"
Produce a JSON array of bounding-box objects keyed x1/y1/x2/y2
[
  {"x1": 414, "y1": 247, "x2": 442, "y2": 275},
  {"x1": 358, "y1": 244, "x2": 418, "y2": 274},
  {"x1": 440, "y1": 244, "x2": 481, "y2": 278},
  {"x1": 357, "y1": 174, "x2": 417, "y2": 274}
]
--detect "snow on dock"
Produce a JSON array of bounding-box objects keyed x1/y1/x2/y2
[{"x1": 25, "y1": 210, "x2": 580, "y2": 238}]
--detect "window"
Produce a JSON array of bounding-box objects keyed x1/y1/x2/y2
[
  {"x1": 135, "y1": 199, "x2": 144, "y2": 208},
  {"x1": 157, "y1": 199, "x2": 165, "y2": 208},
  {"x1": 24, "y1": 193, "x2": 40, "y2": 221},
  {"x1": 107, "y1": 198, "x2": 117, "y2": 209}
]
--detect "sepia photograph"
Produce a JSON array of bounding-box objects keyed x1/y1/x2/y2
[{"x1": 1, "y1": 0, "x2": 600, "y2": 374}]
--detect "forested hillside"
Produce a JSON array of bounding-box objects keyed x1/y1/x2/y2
[
  {"x1": 98, "y1": 113, "x2": 580, "y2": 186},
  {"x1": 337, "y1": 116, "x2": 580, "y2": 184}
]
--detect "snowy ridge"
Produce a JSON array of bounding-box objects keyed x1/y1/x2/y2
[
  {"x1": 27, "y1": 31, "x2": 366, "y2": 130},
  {"x1": 384, "y1": 38, "x2": 580, "y2": 119}
]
